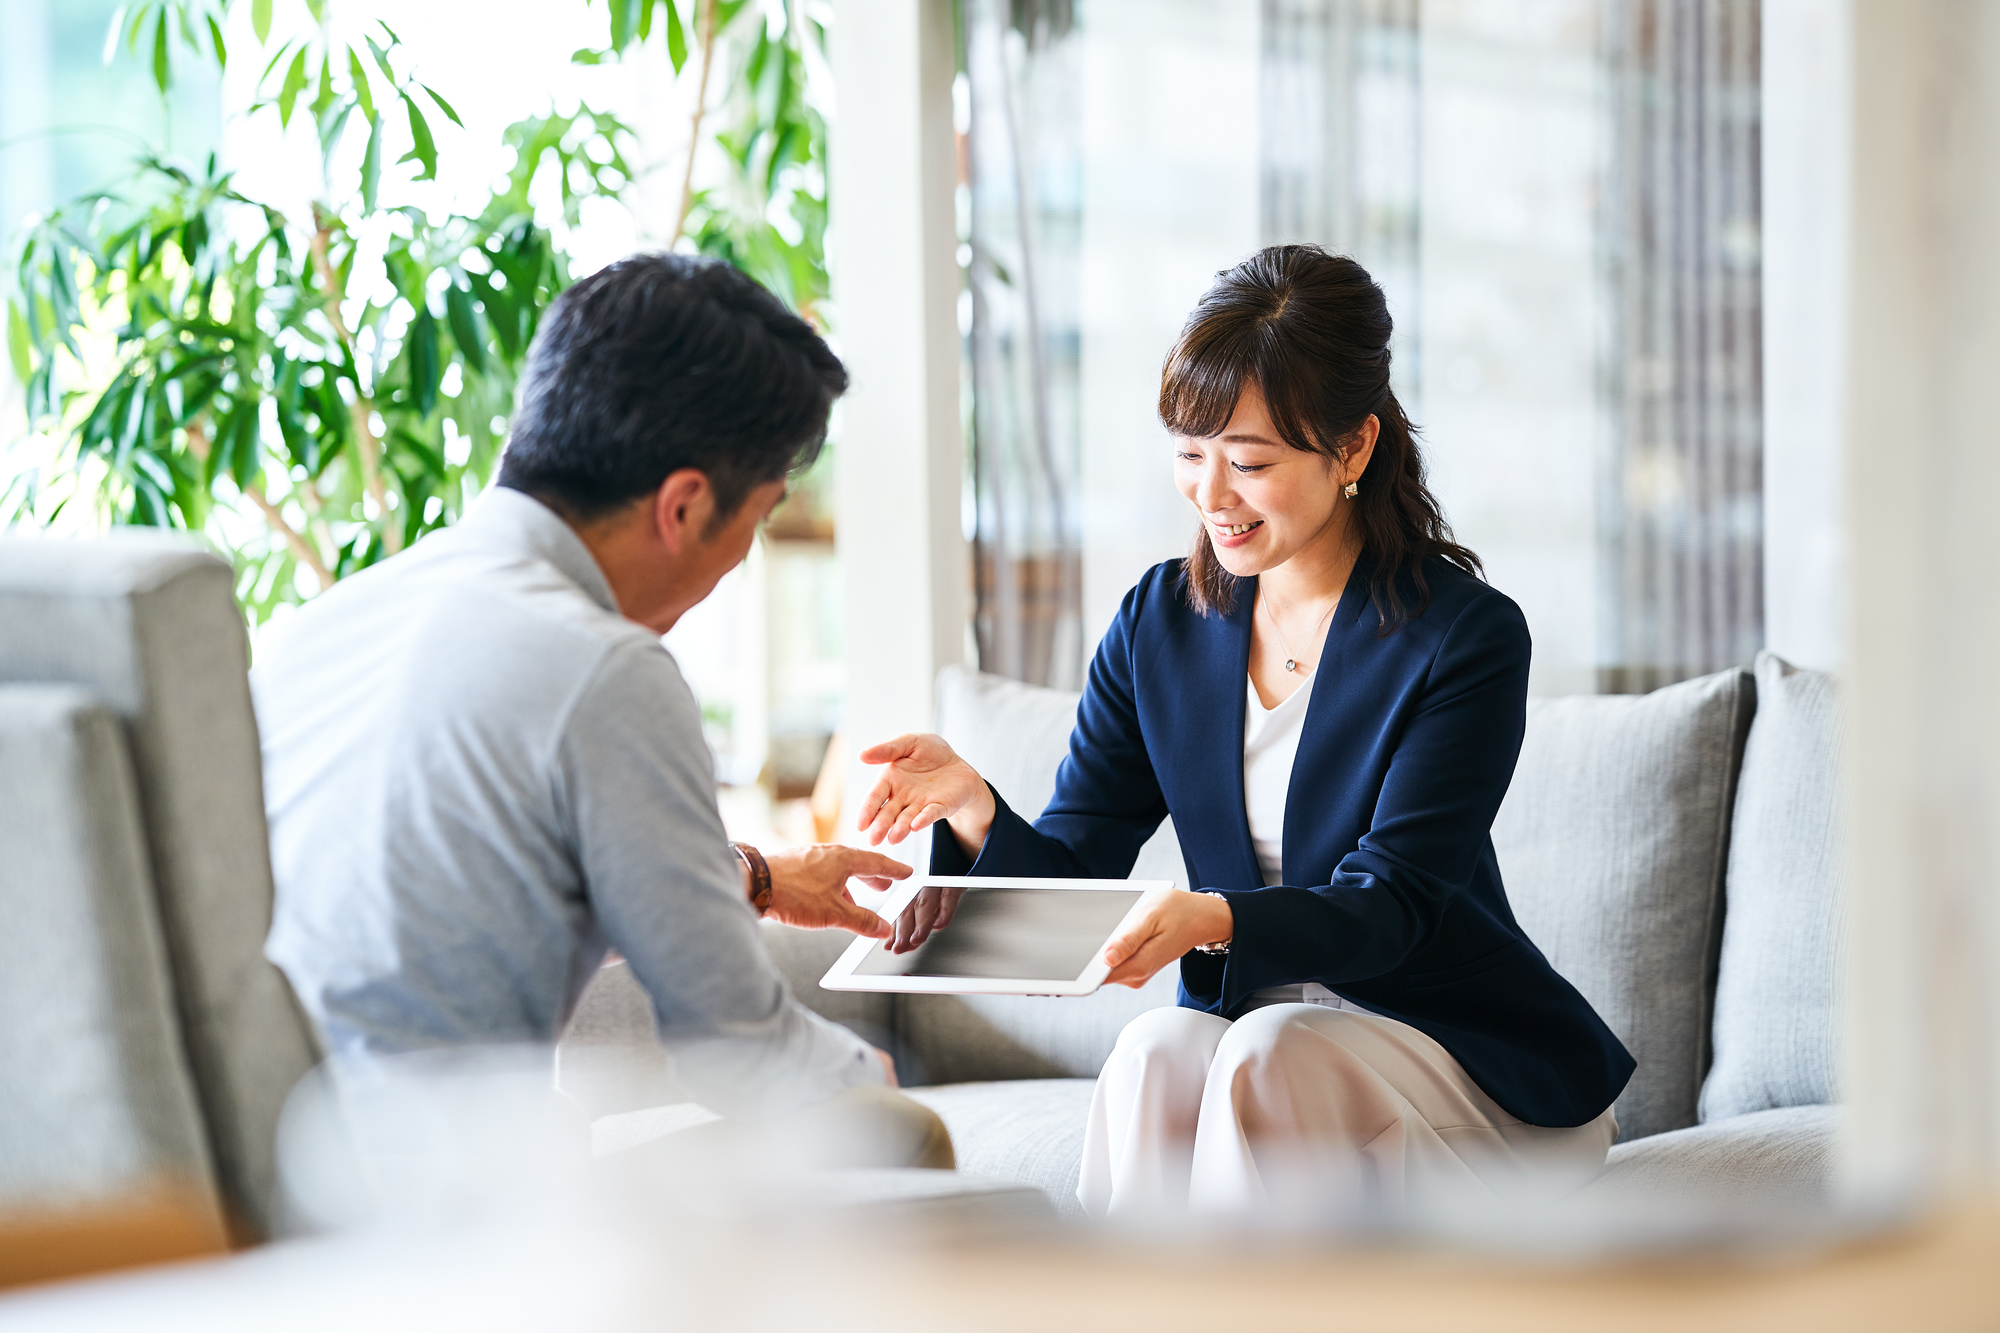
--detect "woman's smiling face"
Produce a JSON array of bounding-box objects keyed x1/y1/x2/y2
[{"x1": 1173, "y1": 383, "x2": 1354, "y2": 579}]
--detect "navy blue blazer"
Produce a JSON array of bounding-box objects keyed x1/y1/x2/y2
[{"x1": 932, "y1": 554, "x2": 1635, "y2": 1129}]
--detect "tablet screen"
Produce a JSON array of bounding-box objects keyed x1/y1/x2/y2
[{"x1": 851, "y1": 885, "x2": 1147, "y2": 982}]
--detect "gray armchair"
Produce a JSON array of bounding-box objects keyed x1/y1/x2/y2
[{"x1": 0, "y1": 536, "x2": 319, "y2": 1240}]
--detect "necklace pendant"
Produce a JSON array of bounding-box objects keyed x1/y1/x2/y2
[{"x1": 1285, "y1": 658, "x2": 1299, "y2": 673}]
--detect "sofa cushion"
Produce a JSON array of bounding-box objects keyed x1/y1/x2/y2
[
  {"x1": 904, "y1": 1078, "x2": 1097, "y2": 1218},
  {"x1": 0, "y1": 687, "x2": 219, "y2": 1223},
  {"x1": 1493, "y1": 668, "x2": 1753, "y2": 1142},
  {"x1": 1589, "y1": 1104, "x2": 1839, "y2": 1203},
  {"x1": 1700, "y1": 653, "x2": 1843, "y2": 1123},
  {"x1": 0, "y1": 535, "x2": 321, "y2": 1237}
]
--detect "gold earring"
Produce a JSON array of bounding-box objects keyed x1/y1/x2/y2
[{"x1": 1344, "y1": 480, "x2": 1359, "y2": 498}]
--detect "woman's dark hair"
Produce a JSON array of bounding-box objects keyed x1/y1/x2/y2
[
  {"x1": 499, "y1": 252, "x2": 846, "y2": 526},
  {"x1": 1159, "y1": 244, "x2": 1480, "y2": 631}
]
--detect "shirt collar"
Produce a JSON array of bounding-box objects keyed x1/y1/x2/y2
[{"x1": 459, "y1": 486, "x2": 621, "y2": 615}]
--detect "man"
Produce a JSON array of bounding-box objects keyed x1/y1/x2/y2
[{"x1": 255, "y1": 253, "x2": 929, "y2": 1144}]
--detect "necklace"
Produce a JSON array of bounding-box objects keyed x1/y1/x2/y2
[{"x1": 1261, "y1": 589, "x2": 1339, "y2": 673}]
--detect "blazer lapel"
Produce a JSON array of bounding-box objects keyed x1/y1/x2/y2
[
  {"x1": 1204, "y1": 583, "x2": 1262, "y2": 889},
  {"x1": 1283, "y1": 552, "x2": 1375, "y2": 886}
]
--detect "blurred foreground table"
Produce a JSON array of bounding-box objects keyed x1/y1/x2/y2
[{"x1": 1, "y1": 1197, "x2": 1995, "y2": 1331}]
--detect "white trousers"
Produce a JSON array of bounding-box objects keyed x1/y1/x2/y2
[{"x1": 1078, "y1": 1003, "x2": 1618, "y2": 1219}]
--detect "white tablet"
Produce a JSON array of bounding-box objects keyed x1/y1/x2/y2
[{"x1": 820, "y1": 875, "x2": 1172, "y2": 997}]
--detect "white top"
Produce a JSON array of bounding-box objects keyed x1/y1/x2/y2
[
  {"x1": 1242, "y1": 670, "x2": 1380, "y2": 1016},
  {"x1": 255, "y1": 488, "x2": 881, "y2": 1120},
  {"x1": 1243, "y1": 671, "x2": 1314, "y2": 888}
]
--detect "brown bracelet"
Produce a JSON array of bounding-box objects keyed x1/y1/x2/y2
[{"x1": 731, "y1": 842, "x2": 773, "y2": 916}]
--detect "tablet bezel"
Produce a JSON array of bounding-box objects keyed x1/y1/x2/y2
[{"x1": 820, "y1": 875, "x2": 1173, "y2": 996}]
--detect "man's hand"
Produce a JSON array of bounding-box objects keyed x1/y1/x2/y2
[
  {"x1": 856, "y1": 733, "x2": 996, "y2": 858},
  {"x1": 762, "y1": 844, "x2": 908, "y2": 939},
  {"x1": 1101, "y1": 886, "x2": 1233, "y2": 988}
]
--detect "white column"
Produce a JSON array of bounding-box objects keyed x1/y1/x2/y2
[
  {"x1": 1839, "y1": 0, "x2": 2000, "y2": 1203},
  {"x1": 1760, "y1": 0, "x2": 1852, "y2": 673},
  {"x1": 828, "y1": 0, "x2": 966, "y2": 839}
]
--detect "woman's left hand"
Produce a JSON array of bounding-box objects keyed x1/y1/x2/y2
[{"x1": 1101, "y1": 887, "x2": 1234, "y2": 988}]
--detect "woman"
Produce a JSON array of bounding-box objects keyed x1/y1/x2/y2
[{"x1": 857, "y1": 245, "x2": 1633, "y2": 1219}]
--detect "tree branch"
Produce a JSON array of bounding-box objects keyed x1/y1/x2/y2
[
  {"x1": 671, "y1": 0, "x2": 720, "y2": 248},
  {"x1": 187, "y1": 421, "x2": 335, "y2": 587},
  {"x1": 244, "y1": 482, "x2": 336, "y2": 588},
  {"x1": 309, "y1": 208, "x2": 402, "y2": 554}
]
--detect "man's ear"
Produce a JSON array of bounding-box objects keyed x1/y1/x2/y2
[{"x1": 650, "y1": 469, "x2": 714, "y2": 555}]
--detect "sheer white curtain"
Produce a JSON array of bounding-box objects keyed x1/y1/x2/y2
[
  {"x1": 1598, "y1": 0, "x2": 1764, "y2": 693},
  {"x1": 963, "y1": 0, "x2": 1765, "y2": 695},
  {"x1": 965, "y1": 0, "x2": 1086, "y2": 690}
]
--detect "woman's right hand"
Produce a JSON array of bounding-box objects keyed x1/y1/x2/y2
[{"x1": 856, "y1": 733, "x2": 996, "y2": 857}]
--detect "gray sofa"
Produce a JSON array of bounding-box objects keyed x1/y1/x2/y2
[{"x1": 571, "y1": 654, "x2": 1845, "y2": 1217}]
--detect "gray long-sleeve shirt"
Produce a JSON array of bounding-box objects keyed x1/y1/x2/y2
[{"x1": 255, "y1": 487, "x2": 880, "y2": 1120}]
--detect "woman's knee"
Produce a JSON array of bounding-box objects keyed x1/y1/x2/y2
[
  {"x1": 1110, "y1": 1004, "x2": 1229, "y2": 1063},
  {"x1": 1212, "y1": 1004, "x2": 1364, "y2": 1073}
]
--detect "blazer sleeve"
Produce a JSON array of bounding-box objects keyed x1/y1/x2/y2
[
  {"x1": 1183, "y1": 589, "x2": 1531, "y2": 1013},
  {"x1": 931, "y1": 576, "x2": 1171, "y2": 879}
]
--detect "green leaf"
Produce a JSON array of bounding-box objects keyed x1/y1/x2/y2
[
  {"x1": 348, "y1": 48, "x2": 376, "y2": 124},
  {"x1": 360, "y1": 114, "x2": 383, "y2": 213},
  {"x1": 444, "y1": 282, "x2": 485, "y2": 374},
  {"x1": 365, "y1": 35, "x2": 397, "y2": 83},
  {"x1": 278, "y1": 47, "x2": 309, "y2": 126},
  {"x1": 408, "y1": 304, "x2": 440, "y2": 416},
  {"x1": 151, "y1": 10, "x2": 172, "y2": 93},
  {"x1": 400, "y1": 94, "x2": 437, "y2": 180},
  {"x1": 570, "y1": 48, "x2": 605, "y2": 65},
  {"x1": 5, "y1": 302, "x2": 31, "y2": 384},
  {"x1": 229, "y1": 398, "x2": 263, "y2": 490},
  {"x1": 205, "y1": 14, "x2": 227, "y2": 67},
  {"x1": 252, "y1": 0, "x2": 273, "y2": 43},
  {"x1": 664, "y1": 0, "x2": 688, "y2": 71},
  {"x1": 308, "y1": 53, "x2": 332, "y2": 120},
  {"x1": 609, "y1": 0, "x2": 637, "y2": 52},
  {"x1": 421, "y1": 83, "x2": 463, "y2": 127},
  {"x1": 318, "y1": 100, "x2": 355, "y2": 177},
  {"x1": 105, "y1": 4, "x2": 131, "y2": 64}
]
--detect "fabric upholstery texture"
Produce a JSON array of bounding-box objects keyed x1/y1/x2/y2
[
  {"x1": 1591, "y1": 1104, "x2": 1840, "y2": 1203},
  {"x1": 557, "y1": 960, "x2": 686, "y2": 1119},
  {"x1": 1700, "y1": 653, "x2": 1844, "y2": 1122},
  {"x1": 905, "y1": 1079, "x2": 1096, "y2": 1219},
  {"x1": 0, "y1": 534, "x2": 319, "y2": 1237},
  {"x1": 0, "y1": 687, "x2": 220, "y2": 1223},
  {"x1": 1492, "y1": 667, "x2": 1753, "y2": 1141}
]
